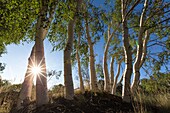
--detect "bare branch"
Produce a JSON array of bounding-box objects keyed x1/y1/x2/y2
[{"x1": 125, "y1": 0, "x2": 141, "y2": 19}]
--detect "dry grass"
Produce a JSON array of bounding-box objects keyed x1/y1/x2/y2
[
  {"x1": 132, "y1": 90, "x2": 170, "y2": 113},
  {"x1": 1, "y1": 83, "x2": 170, "y2": 113}
]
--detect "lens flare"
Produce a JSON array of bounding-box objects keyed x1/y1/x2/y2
[
  {"x1": 31, "y1": 66, "x2": 41, "y2": 75},
  {"x1": 25, "y1": 57, "x2": 46, "y2": 83}
]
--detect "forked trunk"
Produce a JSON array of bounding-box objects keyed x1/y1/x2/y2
[
  {"x1": 103, "y1": 27, "x2": 113, "y2": 92},
  {"x1": 76, "y1": 32, "x2": 85, "y2": 94},
  {"x1": 85, "y1": 19, "x2": 98, "y2": 92},
  {"x1": 35, "y1": 27, "x2": 48, "y2": 106},
  {"x1": 17, "y1": 46, "x2": 35, "y2": 109},
  {"x1": 35, "y1": 0, "x2": 57, "y2": 106},
  {"x1": 112, "y1": 60, "x2": 122, "y2": 95},
  {"x1": 121, "y1": 0, "x2": 133, "y2": 102},
  {"x1": 110, "y1": 56, "x2": 114, "y2": 92},
  {"x1": 131, "y1": 0, "x2": 148, "y2": 93},
  {"x1": 18, "y1": 0, "x2": 56, "y2": 107},
  {"x1": 131, "y1": 30, "x2": 149, "y2": 92},
  {"x1": 35, "y1": 7, "x2": 49, "y2": 106}
]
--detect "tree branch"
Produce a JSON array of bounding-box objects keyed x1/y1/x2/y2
[
  {"x1": 125, "y1": 0, "x2": 141, "y2": 19},
  {"x1": 146, "y1": 17, "x2": 170, "y2": 30}
]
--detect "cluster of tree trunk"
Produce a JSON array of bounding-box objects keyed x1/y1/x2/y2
[{"x1": 15, "y1": 0, "x2": 169, "y2": 110}]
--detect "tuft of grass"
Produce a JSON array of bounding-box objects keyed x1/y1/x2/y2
[
  {"x1": 132, "y1": 90, "x2": 170, "y2": 113},
  {"x1": 154, "y1": 93, "x2": 170, "y2": 112}
]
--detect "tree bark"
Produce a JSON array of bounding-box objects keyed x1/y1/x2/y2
[
  {"x1": 103, "y1": 25, "x2": 113, "y2": 92},
  {"x1": 17, "y1": 46, "x2": 35, "y2": 109},
  {"x1": 64, "y1": 20, "x2": 75, "y2": 99},
  {"x1": 85, "y1": 19, "x2": 98, "y2": 93},
  {"x1": 121, "y1": 0, "x2": 133, "y2": 102},
  {"x1": 17, "y1": 0, "x2": 56, "y2": 107},
  {"x1": 35, "y1": 0, "x2": 57, "y2": 106},
  {"x1": 64, "y1": 0, "x2": 82, "y2": 99},
  {"x1": 112, "y1": 60, "x2": 122, "y2": 95},
  {"x1": 117, "y1": 71, "x2": 124, "y2": 85},
  {"x1": 139, "y1": 30, "x2": 149, "y2": 68},
  {"x1": 131, "y1": 0, "x2": 148, "y2": 93},
  {"x1": 35, "y1": 23, "x2": 48, "y2": 106},
  {"x1": 76, "y1": 32, "x2": 85, "y2": 94},
  {"x1": 110, "y1": 55, "x2": 114, "y2": 92}
]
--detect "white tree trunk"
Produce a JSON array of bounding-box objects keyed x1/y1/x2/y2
[
  {"x1": 17, "y1": 46, "x2": 35, "y2": 109},
  {"x1": 139, "y1": 30, "x2": 149, "y2": 68},
  {"x1": 85, "y1": 20, "x2": 98, "y2": 92},
  {"x1": 76, "y1": 32, "x2": 85, "y2": 94},
  {"x1": 64, "y1": 0, "x2": 82, "y2": 99},
  {"x1": 35, "y1": 1, "x2": 56, "y2": 105},
  {"x1": 103, "y1": 26, "x2": 113, "y2": 92},
  {"x1": 112, "y1": 60, "x2": 122, "y2": 95},
  {"x1": 64, "y1": 20, "x2": 75, "y2": 100},
  {"x1": 35, "y1": 27, "x2": 48, "y2": 106},
  {"x1": 131, "y1": 0, "x2": 148, "y2": 93},
  {"x1": 121, "y1": 0, "x2": 133, "y2": 102},
  {"x1": 110, "y1": 56, "x2": 114, "y2": 92}
]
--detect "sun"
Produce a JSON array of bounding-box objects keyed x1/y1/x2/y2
[
  {"x1": 31, "y1": 66, "x2": 41, "y2": 75},
  {"x1": 25, "y1": 57, "x2": 47, "y2": 83}
]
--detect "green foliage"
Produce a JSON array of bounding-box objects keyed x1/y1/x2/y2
[
  {"x1": 0, "y1": 79, "x2": 11, "y2": 87},
  {"x1": 47, "y1": 70, "x2": 62, "y2": 81},
  {"x1": 80, "y1": 58, "x2": 90, "y2": 82},
  {"x1": 50, "y1": 84, "x2": 64, "y2": 97},
  {"x1": 48, "y1": 0, "x2": 77, "y2": 51},
  {"x1": 0, "y1": 0, "x2": 39, "y2": 45},
  {"x1": 146, "y1": 37, "x2": 170, "y2": 74},
  {"x1": 141, "y1": 72, "x2": 170, "y2": 93},
  {"x1": 85, "y1": 2, "x2": 105, "y2": 43},
  {"x1": 96, "y1": 59, "x2": 104, "y2": 79},
  {"x1": 0, "y1": 43, "x2": 6, "y2": 56},
  {"x1": 0, "y1": 63, "x2": 5, "y2": 73}
]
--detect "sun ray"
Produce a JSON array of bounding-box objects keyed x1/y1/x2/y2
[
  {"x1": 36, "y1": 73, "x2": 43, "y2": 85},
  {"x1": 24, "y1": 56, "x2": 47, "y2": 86}
]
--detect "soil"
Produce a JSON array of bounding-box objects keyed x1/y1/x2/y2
[
  {"x1": 13, "y1": 91, "x2": 134, "y2": 113},
  {"x1": 0, "y1": 91, "x2": 161, "y2": 113}
]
